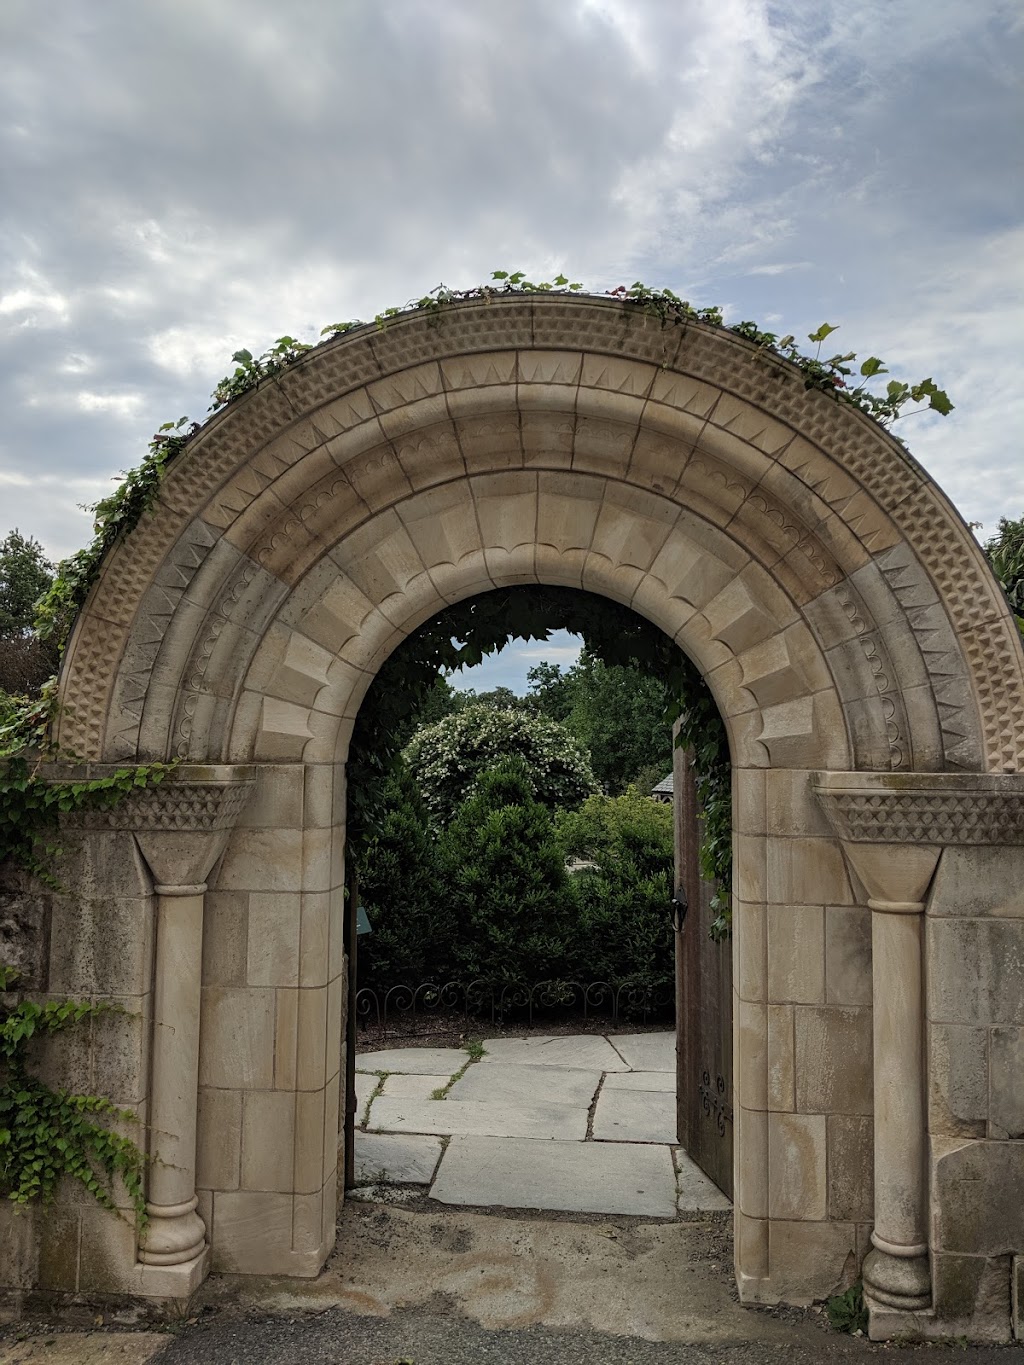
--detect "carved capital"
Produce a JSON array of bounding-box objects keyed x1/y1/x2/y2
[
  {"x1": 57, "y1": 763, "x2": 255, "y2": 888},
  {"x1": 60, "y1": 763, "x2": 256, "y2": 834},
  {"x1": 813, "y1": 771, "x2": 1024, "y2": 847},
  {"x1": 812, "y1": 771, "x2": 1024, "y2": 907}
]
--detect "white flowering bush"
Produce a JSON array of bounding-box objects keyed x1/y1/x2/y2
[{"x1": 404, "y1": 703, "x2": 599, "y2": 823}]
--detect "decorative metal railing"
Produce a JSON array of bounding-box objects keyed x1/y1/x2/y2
[{"x1": 355, "y1": 975, "x2": 674, "y2": 1041}]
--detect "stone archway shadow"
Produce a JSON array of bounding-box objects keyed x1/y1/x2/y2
[{"x1": 32, "y1": 294, "x2": 1024, "y2": 1340}]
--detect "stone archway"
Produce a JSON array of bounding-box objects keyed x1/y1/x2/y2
[{"x1": 36, "y1": 294, "x2": 1024, "y2": 1337}]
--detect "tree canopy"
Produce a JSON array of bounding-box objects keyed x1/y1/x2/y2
[{"x1": 0, "y1": 531, "x2": 53, "y2": 639}]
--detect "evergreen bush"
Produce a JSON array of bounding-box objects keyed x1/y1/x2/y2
[{"x1": 437, "y1": 759, "x2": 581, "y2": 983}]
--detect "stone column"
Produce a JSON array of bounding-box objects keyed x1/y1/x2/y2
[
  {"x1": 815, "y1": 776, "x2": 941, "y2": 1314},
  {"x1": 73, "y1": 765, "x2": 254, "y2": 1292},
  {"x1": 850, "y1": 848, "x2": 938, "y2": 1310},
  {"x1": 135, "y1": 880, "x2": 209, "y2": 1268}
]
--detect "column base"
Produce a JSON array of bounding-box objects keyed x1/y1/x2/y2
[
  {"x1": 865, "y1": 1294, "x2": 935, "y2": 1343},
  {"x1": 132, "y1": 1243, "x2": 211, "y2": 1300},
  {"x1": 138, "y1": 1199, "x2": 207, "y2": 1266},
  {"x1": 863, "y1": 1247, "x2": 931, "y2": 1311}
]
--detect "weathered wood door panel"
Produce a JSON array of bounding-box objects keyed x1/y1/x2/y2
[{"x1": 674, "y1": 744, "x2": 733, "y2": 1198}]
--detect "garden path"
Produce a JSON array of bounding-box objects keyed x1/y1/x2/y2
[{"x1": 353, "y1": 1031, "x2": 731, "y2": 1217}]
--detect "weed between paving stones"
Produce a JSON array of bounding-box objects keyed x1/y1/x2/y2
[{"x1": 429, "y1": 1043, "x2": 487, "y2": 1101}]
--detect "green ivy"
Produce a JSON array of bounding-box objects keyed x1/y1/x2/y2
[
  {"x1": 0, "y1": 966, "x2": 147, "y2": 1225},
  {"x1": 0, "y1": 684, "x2": 173, "y2": 888},
  {"x1": 31, "y1": 273, "x2": 952, "y2": 662}
]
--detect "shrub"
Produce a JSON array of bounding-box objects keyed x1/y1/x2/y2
[
  {"x1": 557, "y1": 790, "x2": 674, "y2": 983},
  {"x1": 405, "y1": 703, "x2": 598, "y2": 824},
  {"x1": 357, "y1": 764, "x2": 454, "y2": 988},
  {"x1": 437, "y1": 759, "x2": 581, "y2": 983}
]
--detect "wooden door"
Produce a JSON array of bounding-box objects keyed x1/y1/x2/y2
[{"x1": 674, "y1": 743, "x2": 733, "y2": 1198}]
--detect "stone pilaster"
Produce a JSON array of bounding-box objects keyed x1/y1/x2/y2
[
  {"x1": 69, "y1": 765, "x2": 254, "y2": 1295},
  {"x1": 815, "y1": 771, "x2": 1024, "y2": 1330}
]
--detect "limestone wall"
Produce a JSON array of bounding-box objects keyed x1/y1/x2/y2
[{"x1": 926, "y1": 845, "x2": 1024, "y2": 1338}]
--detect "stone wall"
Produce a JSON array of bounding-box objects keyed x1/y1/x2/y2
[
  {"x1": 926, "y1": 845, "x2": 1024, "y2": 1339},
  {"x1": 195, "y1": 761, "x2": 346, "y2": 1276}
]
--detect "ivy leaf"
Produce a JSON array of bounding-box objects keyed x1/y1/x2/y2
[
  {"x1": 808, "y1": 323, "x2": 839, "y2": 343},
  {"x1": 859, "y1": 356, "x2": 888, "y2": 378},
  {"x1": 928, "y1": 388, "x2": 954, "y2": 415}
]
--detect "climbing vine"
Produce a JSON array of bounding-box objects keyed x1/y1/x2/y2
[
  {"x1": 0, "y1": 966, "x2": 148, "y2": 1225},
  {"x1": 0, "y1": 684, "x2": 172, "y2": 888},
  {"x1": 30, "y1": 272, "x2": 953, "y2": 661}
]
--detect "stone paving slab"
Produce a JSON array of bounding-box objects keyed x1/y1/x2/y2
[
  {"x1": 479, "y1": 1034, "x2": 629, "y2": 1071},
  {"x1": 354, "y1": 1130, "x2": 444, "y2": 1184},
  {"x1": 430, "y1": 1134, "x2": 678, "y2": 1217},
  {"x1": 602, "y1": 1069, "x2": 674, "y2": 1092},
  {"x1": 356, "y1": 1046, "x2": 468, "y2": 1074},
  {"x1": 381, "y1": 1073, "x2": 453, "y2": 1098},
  {"x1": 675, "y1": 1149, "x2": 732, "y2": 1211},
  {"x1": 447, "y1": 1061, "x2": 601, "y2": 1107},
  {"x1": 608, "y1": 1032, "x2": 676, "y2": 1072},
  {"x1": 368, "y1": 1095, "x2": 587, "y2": 1140},
  {"x1": 592, "y1": 1087, "x2": 677, "y2": 1143}
]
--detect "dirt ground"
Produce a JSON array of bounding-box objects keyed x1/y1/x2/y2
[{"x1": 4, "y1": 1199, "x2": 1023, "y2": 1363}]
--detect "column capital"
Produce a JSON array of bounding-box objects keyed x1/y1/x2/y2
[
  {"x1": 62, "y1": 763, "x2": 256, "y2": 889},
  {"x1": 812, "y1": 771, "x2": 1024, "y2": 846},
  {"x1": 814, "y1": 771, "x2": 1024, "y2": 908}
]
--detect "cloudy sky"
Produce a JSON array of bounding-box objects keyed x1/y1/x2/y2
[{"x1": 2, "y1": 0, "x2": 1021, "y2": 689}]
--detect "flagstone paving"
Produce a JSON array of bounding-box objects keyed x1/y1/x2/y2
[
  {"x1": 354, "y1": 1030, "x2": 731, "y2": 1218},
  {"x1": 431, "y1": 1133, "x2": 679, "y2": 1217}
]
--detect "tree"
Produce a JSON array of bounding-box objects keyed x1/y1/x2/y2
[
  {"x1": 404, "y1": 703, "x2": 598, "y2": 822},
  {"x1": 438, "y1": 759, "x2": 581, "y2": 982},
  {"x1": 524, "y1": 661, "x2": 574, "y2": 722},
  {"x1": 459, "y1": 684, "x2": 526, "y2": 711},
  {"x1": 984, "y1": 517, "x2": 1024, "y2": 631},
  {"x1": 0, "y1": 531, "x2": 54, "y2": 639},
  {"x1": 0, "y1": 531, "x2": 58, "y2": 696},
  {"x1": 528, "y1": 649, "x2": 672, "y2": 793}
]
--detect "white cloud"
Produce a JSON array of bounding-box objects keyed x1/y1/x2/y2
[{"x1": 74, "y1": 391, "x2": 145, "y2": 418}]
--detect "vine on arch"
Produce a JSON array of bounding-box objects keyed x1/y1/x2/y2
[{"x1": 8, "y1": 272, "x2": 955, "y2": 931}]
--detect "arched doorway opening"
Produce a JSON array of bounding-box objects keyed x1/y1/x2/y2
[{"x1": 340, "y1": 581, "x2": 733, "y2": 1215}]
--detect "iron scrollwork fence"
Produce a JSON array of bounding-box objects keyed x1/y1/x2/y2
[{"x1": 355, "y1": 975, "x2": 674, "y2": 1040}]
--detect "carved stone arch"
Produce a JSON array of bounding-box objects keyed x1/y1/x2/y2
[{"x1": 40, "y1": 294, "x2": 1024, "y2": 1336}]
